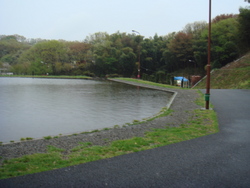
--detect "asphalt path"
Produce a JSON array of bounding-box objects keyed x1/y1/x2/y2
[{"x1": 1, "y1": 89, "x2": 250, "y2": 187}]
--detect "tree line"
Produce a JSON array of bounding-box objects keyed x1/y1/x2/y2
[{"x1": 1, "y1": 7, "x2": 250, "y2": 83}]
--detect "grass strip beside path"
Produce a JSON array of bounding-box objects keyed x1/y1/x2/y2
[
  {"x1": 0, "y1": 80, "x2": 219, "y2": 179},
  {"x1": 115, "y1": 77, "x2": 183, "y2": 89}
]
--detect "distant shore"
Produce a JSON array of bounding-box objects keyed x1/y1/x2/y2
[{"x1": 0, "y1": 75, "x2": 92, "y2": 79}]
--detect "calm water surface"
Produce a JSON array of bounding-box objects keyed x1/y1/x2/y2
[{"x1": 0, "y1": 77, "x2": 171, "y2": 142}]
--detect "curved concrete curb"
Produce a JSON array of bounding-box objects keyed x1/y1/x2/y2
[{"x1": 108, "y1": 79, "x2": 178, "y2": 110}]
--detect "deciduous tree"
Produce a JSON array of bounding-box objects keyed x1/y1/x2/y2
[
  {"x1": 238, "y1": 7, "x2": 250, "y2": 51},
  {"x1": 167, "y1": 32, "x2": 194, "y2": 69}
]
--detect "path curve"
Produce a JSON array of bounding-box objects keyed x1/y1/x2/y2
[{"x1": 1, "y1": 86, "x2": 249, "y2": 187}]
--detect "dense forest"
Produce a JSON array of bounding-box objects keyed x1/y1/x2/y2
[{"x1": 1, "y1": 7, "x2": 250, "y2": 83}]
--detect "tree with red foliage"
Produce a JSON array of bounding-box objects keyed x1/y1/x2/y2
[
  {"x1": 212, "y1": 14, "x2": 238, "y2": 23},
  {"x1": 167, "y1": 32, "x2": 193, "y2": 69}
]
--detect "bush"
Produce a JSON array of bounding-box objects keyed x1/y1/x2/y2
[{"x1": 106, "y1": 73, "x2": 121, "y2": 78}]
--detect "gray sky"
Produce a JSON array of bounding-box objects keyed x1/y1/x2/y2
[{"x1": 1, "y1": 0, "x2": 248, "y2": 41}]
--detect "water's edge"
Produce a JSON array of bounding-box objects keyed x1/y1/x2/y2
[
  {"x1": 1, "y1": 79, "x2": 177, "y2": 145},
  {"x1": 1, "y1": 81, "x2": 201, "y2": 164}
]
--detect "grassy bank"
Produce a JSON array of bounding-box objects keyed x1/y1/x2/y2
[
  {"x1": 195, "y1": 52, "x2": 250, "y2": 89},
  {"x1": 0, "y1": 81, "x2": 218, "y2": 179}
]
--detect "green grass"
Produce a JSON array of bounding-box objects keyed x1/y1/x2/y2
[
  {"x1": 115, "y1": 77, "x2": 184, "y2": 89},
  {"x1": 0, "y1": 88, "x2": 219, "y2": 180},
  {"x1": 196, "y1": 69, "x2": 250, "y2": 89},
  {"x1": 195, "y1": 52, "x2": 250, "y2": 89},
  {"x1": 43, "y1": 136, "x2": 52, "y2": 140},
  {"x1": 47, "y1": 145, "x2": 66, "y2": 153}
]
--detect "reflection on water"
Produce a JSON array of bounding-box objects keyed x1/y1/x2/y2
[{"x1": 0, "y1": 77, "x2": 171, "y2": 142}]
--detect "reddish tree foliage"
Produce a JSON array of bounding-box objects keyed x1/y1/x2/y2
[
  {"x1": 68, "y1": 42, "x2": 91, "y2": 53},
  {"x1": 212, "y1": 14, "x2": 238, "y2": 23},
  {"x1": 168, "y1": 32, "x2": 193, "y2": 67}
]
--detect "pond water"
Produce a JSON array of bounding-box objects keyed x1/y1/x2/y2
[{"x1": 0, "y1": 77, "x2": 171, "y2": 143}]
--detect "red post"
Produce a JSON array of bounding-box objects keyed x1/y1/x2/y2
[
  {"x1": 205, "y1": 0, "x2": 212, "y2": 109},
  {"x1": 138, "y1": 46, "x2": 141, "y2": 79}
]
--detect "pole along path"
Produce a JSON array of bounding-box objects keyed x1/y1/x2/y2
[{"x1": 0, "y1": 89, "x2": 250, "y2": 187}]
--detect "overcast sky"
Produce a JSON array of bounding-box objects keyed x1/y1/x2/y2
[{"x1": 1, "y1": 0, "x2": 249, "y2": 41}]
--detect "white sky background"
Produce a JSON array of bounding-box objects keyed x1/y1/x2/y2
[{"x1": 0, "y1": 0, "x2": 249, "y2": 41}]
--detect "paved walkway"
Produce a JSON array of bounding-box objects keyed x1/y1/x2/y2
[{"x1": 1, "y1": 89, "x2": 250, "y2": 187}]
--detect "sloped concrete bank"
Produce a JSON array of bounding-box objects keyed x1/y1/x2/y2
[{"x1": 0, "y1": 79, "x2": 200, "y2": 164}]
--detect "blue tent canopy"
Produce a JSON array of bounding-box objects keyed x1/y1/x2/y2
[{"x1": 174, "y1": 77, "x2": 189, "y2": 82}]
